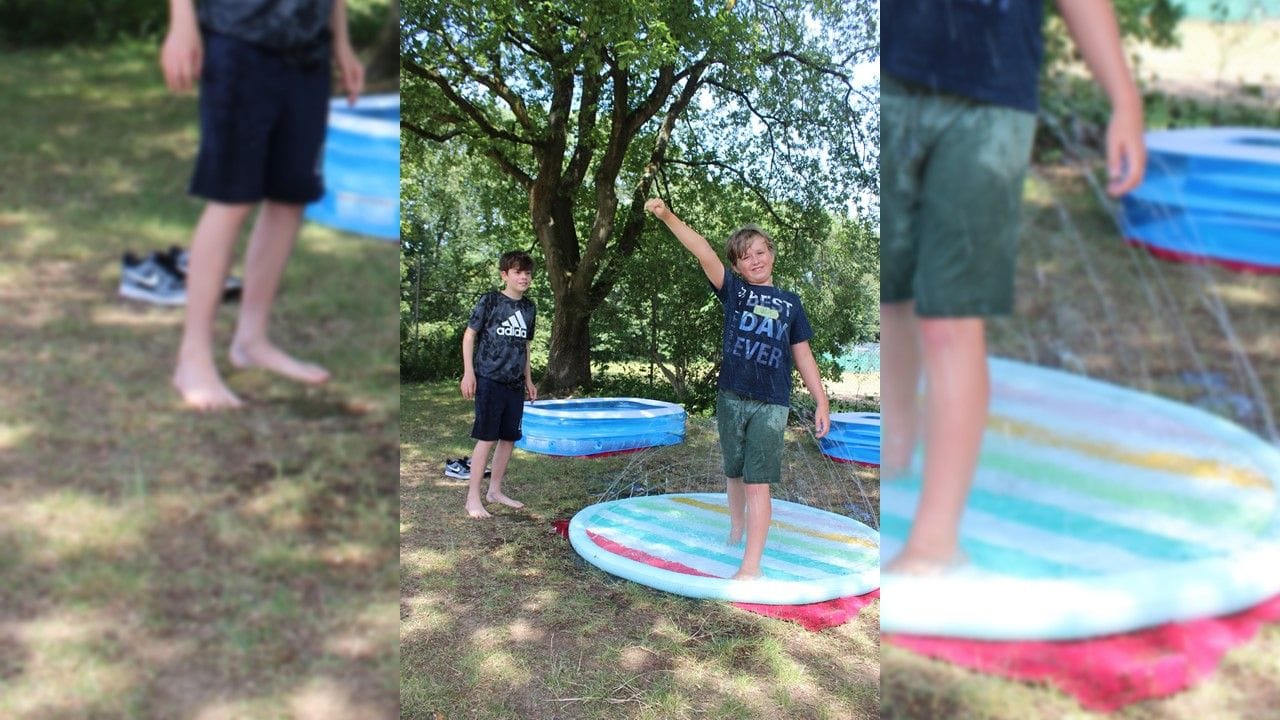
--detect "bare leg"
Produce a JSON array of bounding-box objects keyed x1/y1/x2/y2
[
  {"x1": 726, "y1": 477, "x2": 746, "y2": 545},
  {"x1": 886, "y1": 317, "x2": 987, "y2": 573},
  {"x1": 228, "y1": 201, "x2": 330, "y2": 385},
  {"x1": 880, "y1": 300, "x2": 922, "y2": 478},
  {"x1": 485, "y1": 440, "x2": 523, "y2": 508},
  {"x1": 731, "y1": 483, "x2": 772, "y2": 579},
  {"x1": 466, "y1": 439, "x2": 495, "y2": 519},
  {"x1": 173, "y1": 201, "x2": 255, "y2": 409}
]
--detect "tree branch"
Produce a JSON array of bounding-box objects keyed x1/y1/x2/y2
[
  {"x1": 664, "y1": 156, "x2": 803, "y2": 232},
  {"x1": 402, "y1": 119, "x2": 468, "y2": 143},
  {"x1": 566, "y1": 65, "x2": 605, "y2": 188},
  {"x1": 488, "y1": 149, "x2": 535, "y2": 190},
  {"x1": 403, "y1": 59, "x2": 537, "y2": 147}
]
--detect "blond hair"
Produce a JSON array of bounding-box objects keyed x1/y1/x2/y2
[{"x1": 724, "y1": 225, "x2": 776, "y2": 265}]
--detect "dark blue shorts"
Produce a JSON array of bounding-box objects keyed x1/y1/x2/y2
[
  {"x1": 190, "y1": 32, "x2": 330, "y2": 205},
  {"x1": 471, "y1": 376, "x2": 525, "y2": 442}
]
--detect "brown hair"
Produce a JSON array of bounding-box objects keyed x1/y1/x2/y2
[
  {"x1": 499, "y1": 250, "x2": 534, "y2": 272},
  {"x1": 725, "y1": 225, "x2": 775, "y2": 265}
]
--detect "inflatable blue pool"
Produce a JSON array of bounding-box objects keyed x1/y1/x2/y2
[
  {"x1": 516, "y1": 398, "x2": 686, "y2": 456},
  {"x1": 305, "y1": 94, "x2": 399, "y2": 240},
  {"x1": 1120, "y1": 127, "x2": 1280, "y2": 273},
  {"x1": 819, "y1": 412, "x2": 880, "y2": 465}
]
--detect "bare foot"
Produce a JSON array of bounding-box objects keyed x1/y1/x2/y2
[
  {"x1": 729, "y1": 569, "x2": 762, "y2": 580},
  {"x1": 486, "y1": 491, "x2": 524, "y2": 509},
  {"x1": 465, "y1": 497, "x2": 491, "y2": 519},
  {"x1": 727, "y1": 525, "x2": 744, "y2": 545},
  {"x1": 173, "y1": 361, "x2": 244, "y2": 410},
  {"x1": 229, "y1": 340, "x2": 330, "y2": 385}
]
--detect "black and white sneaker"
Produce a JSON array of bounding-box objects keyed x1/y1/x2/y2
[
  {"x1": 119, "y1": 251, "x2": 186, "y2": 306},
  {"x1": 444, "y1": 457, "x2": 469, "y2": 479},
  {"x1": 167, "y1": 245, "x2": 243, "y2": 301},
  {"x1": 468, "y1": 456, "x2": 492, "y2": 478},
  {"x1": 444, "y1": 456, "x2": 492, "y2": 479}
]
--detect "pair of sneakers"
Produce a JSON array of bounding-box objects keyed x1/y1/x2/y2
[
  {"x1": 118, "y1": 246, "x2": 243, "y2": 306},
  {"x1": 444, "y1": 456, "x2": 491, "y2": 479}
]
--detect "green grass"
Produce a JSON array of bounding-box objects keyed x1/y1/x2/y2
[
  {"x1": 0, "y1": 43, "x2": 398, "y2": 718},
  {"x1": 400, "y1": 381, "x2": 880, "y2": 720}
]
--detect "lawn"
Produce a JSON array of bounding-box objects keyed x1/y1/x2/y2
[
  {"x1": 0, "y1": 43, "x2": 400, "y2": 718},
  {"x1": 400, "y1": 381, "x2": 880, "y2": 720}
]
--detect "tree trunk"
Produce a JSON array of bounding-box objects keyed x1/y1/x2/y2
[
  {"x1": 542, "y1": 298, "x2": 593, "y2": 393},
  {"x1": 364, "y1": 1, "x2": 400, "y2": 86}
]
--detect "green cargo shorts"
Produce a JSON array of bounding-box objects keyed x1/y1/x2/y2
[
  {"x1": 716, "y1": 389, "x2": 789, "y2": 484},
  {"x1": 880, "y1": 76, "x2": 1038, "y2": 318}
]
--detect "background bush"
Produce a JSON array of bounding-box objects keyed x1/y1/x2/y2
[{"x1": 0, "y1": 0, "x2": 390, "y2": 48}]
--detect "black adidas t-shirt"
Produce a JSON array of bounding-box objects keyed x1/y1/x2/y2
[
  {"x1": 467, "y1": 291, "x2": 536, "y2": 389},
  {"x1": 713, "y1": 269, "x2": 813, "y2": 407}
]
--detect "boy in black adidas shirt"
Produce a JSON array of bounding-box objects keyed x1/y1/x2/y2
[{"x1": 461, "y1": 251, "x2": 538, "y2": 519}]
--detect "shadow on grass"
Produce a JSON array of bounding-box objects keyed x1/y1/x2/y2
[
  {"x1": 0, "y1": 44, "x2": 399, "y2": 718},
  {"x1": 401, "y1": 381, "x2": 880, "y2": 720}
]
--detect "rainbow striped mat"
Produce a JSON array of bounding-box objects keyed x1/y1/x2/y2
[
  {"x1": 881, "y1": 358, "x2": 1280, "y2": 640},
  {"x1": 569, "y1": 493, "x2": 880, "y2": 605}
]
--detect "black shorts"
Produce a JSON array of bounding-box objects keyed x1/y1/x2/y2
[
  {"x1": 471, "y1": 376, "x2": 525, "y2": 442},
  {"x1": 189, "y1": 32, "x2": 330, "y2": 205}
]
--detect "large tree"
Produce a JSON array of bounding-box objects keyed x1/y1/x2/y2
[{"x1": 402, "y1": 0, "x2": 877, "y2": 393}]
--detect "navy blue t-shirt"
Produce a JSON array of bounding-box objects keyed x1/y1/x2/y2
[
  {"x1": 467, "y1": 291, "x2": 536, "y2": 389},
  {"x1": 198, "y1": 0, "x2": 334, "y2": 65},
  {"x1": 882, "y1": 0, "x2": 1045, "y2": 113},
  {"x1": 714, "y1": 269, "x2": 813, "y2": 407}
]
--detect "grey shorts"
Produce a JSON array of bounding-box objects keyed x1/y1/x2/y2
[
  {"x1": 880, "y1": 76, "x2": 1037, "y2": 317},
  {"x1": 716, "y1": 390, "x2": 789, "y2": 484}
]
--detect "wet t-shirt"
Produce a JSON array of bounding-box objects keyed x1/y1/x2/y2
[
  {"x1": 198, "y1": 0, "x2": 334, "y2": 65},
  {"x1": 713, "y1": 268, "x2": 813, "y2": 407},
  {"x1": 468, "y1": 291, "x2": 536, "y2": 389},
  {"x1": 882, "y1": 0, "x2": 1044, "y2": 113}
]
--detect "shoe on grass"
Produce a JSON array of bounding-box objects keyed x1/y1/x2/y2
[
  {"x1": 166, "y1": 245, "x2": 243, "y2": 301},
  {"x1": 119, "y1": 251, "x2": 186, "y2": 306}
]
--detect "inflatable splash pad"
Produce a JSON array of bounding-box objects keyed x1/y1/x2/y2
[
  {"x1": 881, "y1": 358, "x2": 1280, "y2": 640},
  {"x1": 305, "y1": 94, "x2": 399, "y2": 240},
  {"x1": 569, "y1": 493, "x2": 880, "y2": 604},
  {"x1": 819, "y1": 412, "x2": 880, "y2": 465},
  {"x1": 516, "y1": 397, "x2": 685, "y2": 457},
  {"x1": 1121, "y1": 127, "x2": 1280, "y2": 272}
]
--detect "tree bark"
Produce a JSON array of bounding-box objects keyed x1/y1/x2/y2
[
  {"x1": 542, "y1": 294, "x2": 593, "y2": 392},
  {"x1": 365, "y1": 1, "x2": 400, "y2": 86}
]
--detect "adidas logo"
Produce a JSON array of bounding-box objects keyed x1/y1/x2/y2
[{"x1": 495, "y1": 310, "x2": 528, "y2": 338}]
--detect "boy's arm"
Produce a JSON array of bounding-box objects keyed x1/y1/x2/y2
[
  {"x1": 644, "y1": 198, "x2": 726, "y2": 291},
  {"x1": 461, "y1": 327, "x2": 478, "y2": 399},
  {"x1": 525, "y1": 342, "x2": 537, "y2": 401},
  {"x1": 160, "y1": 0, "x2": 202, "y2": 92},
  {"x1": 792, "y1": 341, "x2": 830, "y2": 439},
  {"x1": 1056, "y1": 0, "x2": 1146, "y2": 196},
  {"x1": 331, "y1": 0, "x2": 365, "y2": 106}
]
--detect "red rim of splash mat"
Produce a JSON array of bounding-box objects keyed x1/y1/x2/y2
[
  {"x1": 885, "y1": 593, "x2": 1280, "y2": 712},
  {"x1": 550, "y1": 519, "x2": 878, "y2": 630},
  {"x1": 820, "y1": 453, "x2": 880, "y2": 468},
  {"x1": 1126, "y1": 237, "x2": 1280, "y2": 275}
]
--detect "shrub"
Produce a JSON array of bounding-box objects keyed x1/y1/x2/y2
[
  {"x1": 0, "y1": 0, "x2": 390, "y2": 48},
  {"x1": 400, "y1": 321, "x2": 462, "y2": 383}
]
